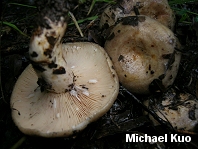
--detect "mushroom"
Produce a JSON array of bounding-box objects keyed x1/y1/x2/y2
[
  {"x1": 100, "y1": 0, "x2": 175, "y2": 30},
  {"x1": 10, "y1": 0, "x2": 119, "y2": 137},
  {"x1": 104, "y1": 15, "x2": 181, "y2": 94},
  {"x1": 144, "y1": 88, "x2": 198, "y2": 131}
]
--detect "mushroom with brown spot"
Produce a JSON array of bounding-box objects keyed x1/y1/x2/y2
[
  {"x1": 10, "y1": 0, "x2": 119, "y2": 137},
  {"x1": 104, "y1": 15, "x2": 181, "y2": 94},
  {"x1": 100, "y1": 0, "x2": 175, "y2": 30},
  {"x1": 144, "y1": 88, "x2": 198, "y2": 132}
]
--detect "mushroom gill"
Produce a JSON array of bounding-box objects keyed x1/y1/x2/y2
[{"x1": 10, "y1": 0, "x2": 119, "y2": 137}]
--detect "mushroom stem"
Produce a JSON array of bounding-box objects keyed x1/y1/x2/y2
[
  {"x1": 11, "y1": 0, "x2": 119, "y2": 137},
  {"x1": 29, "y1": 0, "x2": 72, "y2": 93}
]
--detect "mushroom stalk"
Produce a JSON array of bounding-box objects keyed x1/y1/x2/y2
[
  {"x1": 11, "y1": 0, "x2": 119, "y2": 137},
  {"x1": 29, "y1": 0, "x2": 72, "y2": 93}
]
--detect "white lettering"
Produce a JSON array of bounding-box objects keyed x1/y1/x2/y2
[
  {"x1": 171, "y1": 134, "x2": 178, "y2": 142},
  {"x1": 139, "y1": 136, "x2": 144, "y2": 142},
  {"x1": 145, "y1": 134, "x2": 149, "y2": 142},
  {"x1": 126, "y1": 134, "x2": 136, "y2": 142},
  {"x1": 165, "y1": 134, "x2": 167, "y2": 142},
  {"x1": 178, "y1": 135, "x2": 185, "y2": 142},
  {"x1": 158, "y1": 136, "x2": 164, "y2": 142},
  {"x1": 126, "y1": 134, "x2": 191, "y2": 143},
  {"x1": 135, "y1": 134, "x2": 139, "y2": 142},
  {"x1": 185, "y1": 136, "x2": 191, "y2": 142},
  {"x1": 171, "y1": 134, "x2": 191, "y2": 142},
  {"x1": 151, "y1": 136, "x2": 157, "y2": 143}
]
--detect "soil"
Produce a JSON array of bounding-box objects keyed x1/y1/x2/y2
[{"x1": 1, "y1": 0, "x2": 198, "y2": 149}]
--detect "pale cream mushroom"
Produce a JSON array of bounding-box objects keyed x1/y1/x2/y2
[
  {"x1": 144, "y1": 88, "x2": 198, "y2": 131},
  {"x1": 105, "y1": 15, "x2": 181, "y2": 94},
  {"x1": 10, "y1": 0, "x2": 119, "y2": 137},
  {"x1": 100, "y1": 0, "x2": 175, "y2": 30}
]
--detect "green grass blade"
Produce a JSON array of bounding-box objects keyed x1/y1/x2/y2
[
  {"x1": 169, "y1": 0, "x2": 197, "y2": 5},
  {"x1": 2, "y1": 21, "x2": 29, "y2": 37},
  {"x1": 9, "y1": 3, "x2": 36, "y2": 8},
  {"x1": 172, "y1": 7, "x2": 198, "y2": 16},
  {"x1": 68, "y1": 15, "x2": 98, "y2": 26},
  {"x1": 87, "y1": 0, "x2": 115, "y2": 15},
  {"x1": 96, "y1": 0, "x2": 115, "y2": 3}
]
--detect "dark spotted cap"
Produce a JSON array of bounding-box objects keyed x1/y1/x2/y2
[{"x1": 35, "y1": 0, "x2": 69, "y2": 29}]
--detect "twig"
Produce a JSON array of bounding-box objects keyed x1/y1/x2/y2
[
  {"x1": 10, "y1": 136, "x2": 26, "y2": 149},
  {"x1": 123, "y1": 86, "x2": 175, "y2": 132},
  {"x1": 87, "y1": 0, "x2": 95, "y2": 16},
  {"x1": 177, "y1": 129, "x2": 198, "y2": 136},
  {"x1": 69, "y1": 11, "x2": 84, "y2": 37}
]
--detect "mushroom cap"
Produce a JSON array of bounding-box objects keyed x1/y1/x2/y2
[
  {"x1": 105, "y1": 15, "x2": 181, "y2": 94},
  {"x1": 10, "y1": 42, "x2": 119, "y2": 137},
  {"x1": 100, "y1": 0, "x2": 175, "y2": 30},
  {"x1": 144, "y1": 89, "x2": 198, "y2": 131},
  {"x1": 100, "y1": 5, "x2": 132, "y2": 29}
]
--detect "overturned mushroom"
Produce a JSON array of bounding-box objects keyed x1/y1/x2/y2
[
  {"x1": 10, "y1": 0, "x2": 119, "y2": 137},
  {"x1": 100, "y1": 0, "x2": 175, "y2": 30},
  {"x1": 144, "y1": 88, "x2": 198, "y2": 131},
  {"x1": 105, "y1": 15, "x2": 181, "y2": 94}
]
